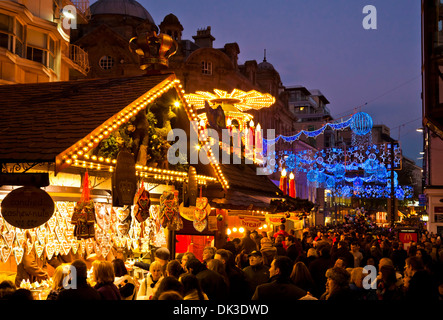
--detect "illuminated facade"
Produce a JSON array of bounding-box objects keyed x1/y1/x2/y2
[{"x1": 0, "y1": 0, "x2": 90, "y2": 84}]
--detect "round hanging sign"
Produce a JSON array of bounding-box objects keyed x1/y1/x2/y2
[{"x1": 1, "y1": 186, "x2": 55, "y2": 229}]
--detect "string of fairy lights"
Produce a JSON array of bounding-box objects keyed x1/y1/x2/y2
[{"x1": 57, "y1": 76, "x2": 232, "y2": 189}]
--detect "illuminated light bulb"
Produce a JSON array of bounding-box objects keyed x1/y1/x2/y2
[
  {"x1": 111, "y1": 159, "x2": 117, "y2": 164},
  {"x1": 66, "y1": 159, "x2": 72, "y2": 164},
  {"x1": 263, "y1": 224, "x2": 268, "y2": 229},
  {"x1": 83, "y1": 147, "x2": 88, "y2": 152},
  {"x1": 98, "y1": 157, "x2": 104, "y2": 162},
  {"x1": 232, "y1": 227, "x2": 238, "y2": 233},
  {"x1": 91, "y1": 155, "x2": 97, "y2": 161},
  {"x1": 88, "y1": 142, "x2": 94, "y2": 148},
  {"x1": 239, "y1": 227, "x2": 245, "y2": 233}
]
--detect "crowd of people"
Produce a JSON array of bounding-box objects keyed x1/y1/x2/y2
[{"x1": 1, "y1": 215, "x2": 443, "y2": 301}]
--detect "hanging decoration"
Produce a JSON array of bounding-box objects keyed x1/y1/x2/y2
[
  {"x1": 274, "y1": 139, "x2": 409, "y2": 200},
  {"x1": 70, "y1": 172, "x2": 96, "y2": 239},
  {"x1": 193, "y1": 196, "x2": 210, "y2": 232},
  {"x1": 263, "y1": 112, "x2": 374, "y2": 160},
  {"x1": 133, "y1": 182, "x2": 151, "y2": 223},
  {"x1": 159, "y1": 190, "x2": 183, "y2": 231}
]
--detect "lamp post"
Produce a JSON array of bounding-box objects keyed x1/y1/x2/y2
[{"x1": 389, "y1": 139, "x2": 397, "y2": 227}]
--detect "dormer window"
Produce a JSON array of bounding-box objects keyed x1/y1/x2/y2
[
  {"x1": 99, "y1": 55, "x2": 115, "y2": 70},
  {"x1": 201, "y1": 60, "x2": 212, "y2": 75}
]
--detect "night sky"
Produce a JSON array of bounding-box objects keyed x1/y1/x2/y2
[{"x1": 90, "y1": 0, "x2": 423, "y2": 165}]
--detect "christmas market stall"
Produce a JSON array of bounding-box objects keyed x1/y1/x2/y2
[{"x1": 0, "y1": 67, "x2": 224, "y2": 297}]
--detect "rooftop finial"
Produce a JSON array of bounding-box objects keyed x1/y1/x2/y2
[{"x1": 263, "y1": 49, "x2": 267, "y2": 62}]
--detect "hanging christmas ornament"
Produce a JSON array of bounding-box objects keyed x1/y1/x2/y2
[{"x1": 134, "y1": 182, "x2": 151, "y2": 223}]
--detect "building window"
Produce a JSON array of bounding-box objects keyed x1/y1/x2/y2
[
  {"x1": 26, "y1": 29, "x2": 54, "y2": 68},
  {"x1": 0, "y1": 14, "x2": 25, "y2": 57},
  {"x1": 0, "y1": 13, "x2": 13, "y2": 51},
  {"x1": 99, "y1": 55, "x2": 115, "y2": 70},
  {"x1": 201, "y1": 60, "x2": 212, "y2": 75}
]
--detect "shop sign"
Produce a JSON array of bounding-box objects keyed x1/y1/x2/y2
[
  {"x1": 207, "y1": 216, "x2": 218, "y2": 231},
  {"x1": 398, "y1": 230, "x2": 418, "y2": 244},
  {"x1": 267, "y1": 215, "x2": 284, "y2": 225},
  {"x1": 1, "y1": 186, "x2": 55, "y2": 229},
  {"x1": 240, "y1": 217, "x2": 263, "y2": 230}
]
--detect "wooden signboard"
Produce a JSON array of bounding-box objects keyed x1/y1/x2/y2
[
  {"x1": 112, "y1": 150, "x2": 137, "y2": 207},
  {"x1": 1, "y1": 186, "x2": 55, "y2": 229}
]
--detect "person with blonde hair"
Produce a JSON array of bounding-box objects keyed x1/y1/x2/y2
[
  {"x1": 46, "y1": 263, "x2": 70, "y2": 300},
  {"x1": 137, "y1": 260, "x2": 163, "y2": 300},
  {"x1": 93, "y1": 261, "x2": 121, "y2": 300}
]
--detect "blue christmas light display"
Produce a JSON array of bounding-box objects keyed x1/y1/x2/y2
[
  {"x1": 264, "y1": 111, "x2": 373, "y2": 146},
  {"x1": 350, "y1": 112, "x2": 373, "y2": 136}
]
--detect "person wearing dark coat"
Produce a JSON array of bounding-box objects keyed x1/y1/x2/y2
[
  {"x1": 331, "y1": 241, "x2": 354, "y2": 269},
  {"x1": 285, "y1": 235, "x2": 301, "y2": 262},
  {"x1": 57, "y1": 260, "x2": 101, "y2": 301},
  {"x1": 215, "y1": 249, "x2": 250, "y2": 301},
  {"x1": 242, "y1": 251, "x2": 270, "y2": 297},
  {"x1": 274, "y1": 235, "x2": 287, "y2": 256},
  {"x1": 252, "y1": 256, "x2": 306, "y2": 300},
  {"x1": 239, "y1": 230, "x2": 258, "y2": 254},
  {"x1": 308, "y1": 244, "x2": 334, "y2": 298},
  {"x1": 404, "y1": 256, "x2": 438, "y2": 301},
  {"x1": 186, "y1": 258, "x2": 228, "y2": 301},
  {"x1": 320, "y1": 267, "x2": 356, "y2": 301}
]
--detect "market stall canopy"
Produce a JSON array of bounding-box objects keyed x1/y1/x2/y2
[{"x1": 0, "y1": 72, "x2": 178, "y2": 171}]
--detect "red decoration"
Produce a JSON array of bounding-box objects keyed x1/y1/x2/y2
[
  {"x1": 289, "y1": 172, "x2": 296, "y2": 198},
  {"x1": 279, "y1": 169, "x2": 287, "y2": 195}
]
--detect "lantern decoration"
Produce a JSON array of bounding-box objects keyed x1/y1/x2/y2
[
  {"x1": 279, "y1": 168, "x2": 287, "y2": 195},
  {"x1": 289, "y1": 172, "x2": 296, "y2": 198}
]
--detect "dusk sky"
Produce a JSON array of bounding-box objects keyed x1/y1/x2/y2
[{"x1": 91, "y1": 0, "x2": 422, "y2": 165}]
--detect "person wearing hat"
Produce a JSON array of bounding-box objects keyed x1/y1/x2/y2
[
  {"x1": 320, "y1": 266, "x2": 355, "y2": 301},
  {"x1": 242, "y1": 250, "x2": 270, "y2": 298}
]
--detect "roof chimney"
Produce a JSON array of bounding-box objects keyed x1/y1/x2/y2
[{"x1": 192, "y1": 26, "x2": 215, "y2": 48}]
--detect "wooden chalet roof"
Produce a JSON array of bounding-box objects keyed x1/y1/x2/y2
[{"x1": 0, "y1": 72, "x2": 175, "y2": 164}]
